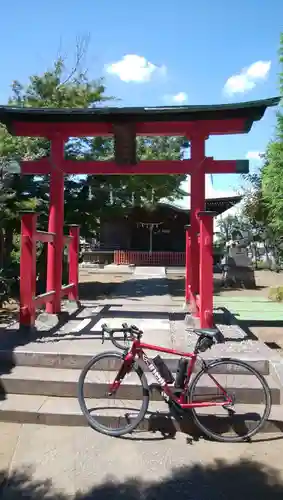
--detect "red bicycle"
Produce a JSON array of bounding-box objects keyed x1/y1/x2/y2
[{"x1": 78, "y1": 323, "x2": 271, "y2": 442}]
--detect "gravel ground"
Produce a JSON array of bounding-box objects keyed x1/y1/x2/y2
[
  {"x1": 167, "y1": 269, "x2": 283, "y2": 299},
  {"x1": 78, "y1": 270, "x2": 127, "y2": 300}
]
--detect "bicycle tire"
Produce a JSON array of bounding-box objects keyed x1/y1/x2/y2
[
  {"x1": 188, "y1": 358, "x2": 271, "y2": 443},
  {"x1": 78, "y1": 351, "x2": 149, "y2": 437}
]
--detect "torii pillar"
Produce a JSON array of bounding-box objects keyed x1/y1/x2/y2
[{"x1": 189, "y1": 133, "x2": 206, "y2": 307}]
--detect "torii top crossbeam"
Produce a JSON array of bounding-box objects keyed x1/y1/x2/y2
[
  {"x1": 0, "y1": 97, "x2": 279, "y2": 135},
  {"x1": 0, "y1": 96, "x2": 279, "y2": 176}
]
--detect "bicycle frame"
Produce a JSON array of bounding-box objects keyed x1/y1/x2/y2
[{"x1": 109, "y1": 338, "x2": 232, "y2": 409}]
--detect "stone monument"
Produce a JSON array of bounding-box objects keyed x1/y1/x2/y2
[{"x1": 221, "y1": 230, "x2": 255, "y2": 288}]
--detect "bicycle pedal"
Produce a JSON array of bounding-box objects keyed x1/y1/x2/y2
[{"x1": 223, "y1": 405, "x2": 235, "y2": 415}]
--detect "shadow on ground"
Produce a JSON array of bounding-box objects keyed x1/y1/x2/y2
[
  {"x1": 167, "y1": 276, "x2": 266, "y2": 298},
  {"x1": 78, "y1": 279, "x2": 124, "y2": 300},
  {"x1": 0, "y1": 276, "x2": 170, "y2": 405},
  {"x1": 0, "y1": 276, "x2": 126, "y2": 402},
  {"x1": 80, "y1": 278, "x2": 169, "y2": 300},
  {"x1": 1, "y1": 458, "x2": 283, "y2": 499}
]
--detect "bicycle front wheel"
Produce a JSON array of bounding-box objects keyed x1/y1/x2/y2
[
  {"x1": 188, "y1": 358, "x2": 271, "y2": 443},
  {"x1": 78, "y1": 351, "x2": 149, "y2": 437}
]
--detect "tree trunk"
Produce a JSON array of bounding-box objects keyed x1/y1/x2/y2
[
  {"x1": 0, "y1": 227, "x2": 4, "y2": 268},
  {"x1": 264, "y1": 241, "x2": 271, "y2": 269},
  {"x1": 272, "y1": 244, "x2": 281, "y2": 273},
  {"x1": 4, "y1": 226, "x2": 14, "y2": 266},
  {"x1": 251, "y1": 242, "x2": 258, "y2": 269}
]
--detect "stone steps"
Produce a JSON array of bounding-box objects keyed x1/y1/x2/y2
[
  {"x1": 0, "y1": 394, "x2": 283, "y2": 435},
  {"x1": 0, "y1": 355, "x2": 282, "y2": 434},
  {"x1": 0, "y1": 297, "x2": 282, "y2": 435},
  {"x1": 1, "y1": 366, "x2": 281, "y2": 403},
  {"x1": 0, "y1": 349, "x2": 272, "y2": 374}
]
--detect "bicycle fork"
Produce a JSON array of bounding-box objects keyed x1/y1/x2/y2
[{"x1": 107, "y1": 352, "x2": 134, "y2": 396}]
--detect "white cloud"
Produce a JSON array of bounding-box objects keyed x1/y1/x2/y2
[
  {"x1": 172, "y1": 92, "x2": 188, "y2": 104},
  {"x1": 246, "y1": 61, "x2": 271, "y2": 79},
  {"x1": 246, "y1": 151, "x2": 265, "y2": 161},
  {"x1": 223, "y1": 60, "x2": 271, "y2": 96},
  {"x1": 105, "y1": 54, "x2": 166, "y2": 83},
  {"x1": 163, "y1": 91, "x2": 188, "y2": 105},
  {"x1": 224, "y1": 74, "x2": 256, "y2": 95}
]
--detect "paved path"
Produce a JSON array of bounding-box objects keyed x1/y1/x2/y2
[
  {"x1": 0, "y1": 267, "x2": 182, "y2": 358},
  {"x1": 134, "y1": 266, "x2": 166, "y2": 277},
  {"x1": 1, "y1": 269, "x2": 280, "y2": 361},
  {"x1": 1, "y1": 422, "x2": 283, "y2": 499}
]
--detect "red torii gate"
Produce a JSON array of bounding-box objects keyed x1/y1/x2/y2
[{"x1": 0, "y1": 97, "x2": 279, "y2": 329}]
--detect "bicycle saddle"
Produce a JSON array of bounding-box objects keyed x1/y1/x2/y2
[{"x1": 194, "y1": 328, "x2": 219, "y2": 338}]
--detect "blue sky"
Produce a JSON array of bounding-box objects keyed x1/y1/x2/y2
[{"x1": 0, "y1": 0, "x2": 282, "y2": 192}]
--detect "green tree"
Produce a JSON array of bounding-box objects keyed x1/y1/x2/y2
[
  {"x1": 262, "y1": 33, "x2": 283, "y2": 235},
  {"x1": 0, "y1": 51, "x2": 186, "y2": 272},
  {"x1": 242, "y1": 168, "x2": 283, "y2": 270},
  {"x1": 216, "y1": 214, "x2": 244, "y2": 243},
  {"x1": 86, "y1": 135, "x2": 185, "y2": 215},
  {"x1": 0, "y1": 48, "x2": 111, "y2": 270}
]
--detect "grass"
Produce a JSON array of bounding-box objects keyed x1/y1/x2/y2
[{"x1": 268, "y1": 286, "x2": 283, "y2": 302}]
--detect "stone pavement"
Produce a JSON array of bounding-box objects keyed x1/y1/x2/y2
[
  {"x1": 0, "y1": 266, "x2": 179, "y2": 359},
  {"x1": 91, "y1": 265, "x2": 171, "y2": 306},
  {"x1": 1, "y1": 422, "x2": 283, "y2": 499},
  {"x1": 1, "y1": 266, "x2": 281, "y2": 366}
]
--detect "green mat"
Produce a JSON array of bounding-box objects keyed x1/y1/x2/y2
[{"x1": 214, "y1": 295, "x2": 283, "y2": 321}]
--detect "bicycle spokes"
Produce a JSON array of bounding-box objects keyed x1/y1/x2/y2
[{"x1": 189, "y1": 359, "x2": 270, "y2": 441}]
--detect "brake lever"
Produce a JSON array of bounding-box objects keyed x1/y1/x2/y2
[{"x1": 130, "y1": 324, "x2": 139, "y2": 332}]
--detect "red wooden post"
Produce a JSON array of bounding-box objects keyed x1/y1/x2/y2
[
  {"x1": 46, "y1": 135, "x2": 65, "y2": 314},
  {"x1": 20, "y1": 212, "x2": 37, "y2": 328},
  {"x1": 198, "y1": 211, "x2": 216, "y2": 328},
  {"x1": 189, "y1": 133, "x2": 206, "y2": 300},
  {"x1": 184, "y1": 224, "x2": 191, "y2": 303},
  {"x1": 68, "y1": 225, "x2": 80, "y2": 302}
]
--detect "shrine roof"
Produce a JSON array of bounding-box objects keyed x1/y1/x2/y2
[
  {"x1": 0, "y1": 97, "x2": 280, "y2": 134},
  {"x1": 158, "y1": 194, "x2": 242, "y2": 213}
]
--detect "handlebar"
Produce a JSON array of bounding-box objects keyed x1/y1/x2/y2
[
  {"x1": 101, "y1": 322, "x2": 142, "y2": 335},
  {"x1": 101, "y1": 323, "x2": 143, "y2": 349}
]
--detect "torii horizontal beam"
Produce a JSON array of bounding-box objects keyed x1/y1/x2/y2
[
  {"x1": 21, "y1": 157, "x2": 249, "y2": 175},
  {"x1": 11, "y1": 119, "x2": 249, "y2": 138}
]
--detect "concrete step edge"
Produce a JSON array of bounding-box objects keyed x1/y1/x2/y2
[
  {"x1": 0, "y1": 350, "x2": 271, "y2": 374},
  {"x1": 1, "y1": 368, "x2": 280, "y2": 403},
  {"x1": 0, "y1": 395, "x2": 282, "y2": 435},
  {"x1": 0, "y1": 365, "x2": 279, "y2": 386}
]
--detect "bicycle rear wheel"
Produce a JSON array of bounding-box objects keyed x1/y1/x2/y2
[
  {"x1": 78, "y1": 351, "x2": 149, "y2": 437},
  {"x1": 188, "y1": 358, "x2": 271, "y2": 442}
]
